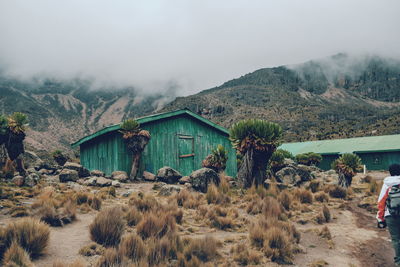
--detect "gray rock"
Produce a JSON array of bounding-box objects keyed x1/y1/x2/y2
[
  {"x1": 143, "y1": 171, "x2": 156, "y2": 181},
  {"x1": 83, "y1": 177, "x2": 97, "y2": 186},
  {"x1": 22, "y1": 150, "x2": 43, "y2": 169},
  {"x1": 152, "y1": 182, "x2": 167, "y2": 190},
  {"x1": 12, "y1": 175, "x2": 24, "y2": 186},
  {"x1": 59, "y1": 169, "x2": 79, "y2": 182},
  {"x1": 179, "y1": 176, "x2": 190, "y2": 184},
  {"x1": 96, "y1": 177, "x2": 112, "y2": 187},
  {"x1": 26, "y1": 168, "x2": 37, "y2": 174},
  {"x1": 283, "y1": 158, "x2": 296, "y2": 165},
  {"x1": 190, "y1": 168, "x2": 219, "y2": 193},
  {"x1": 158, "y1": 185, "x2": 181, "y2": 196},
  {"x1": 90, "y1": 170, "x2": 105, "y2": 177},
  {"x1": 122, "y1": 190, "x2": 133, "y2": 197},
  {"x1": 275, "y1": 167, "x2": 302, "y2": 185},
  {"x1": 63, "y1": 162, "x2": 90, "y2": 178},
  {"x1": 156, "y1": 167, "x2": 182, "y2": 184},
  {"x1": 111, "y1": 171, "x2": 129, "y2": 182},
  {"x1": 112, "y1": 180, "x2": 121, "y2": 187},
  {"x1": 25, "y1": 173, "x2": 40, "y2": 187},
  {"x1": 39, "y1": 168, "x2": 53, "y2": 175}
]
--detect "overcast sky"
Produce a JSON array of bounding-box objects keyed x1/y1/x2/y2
[{"x1": 0, "y1": 0, "x2": 399, "y2": 95}]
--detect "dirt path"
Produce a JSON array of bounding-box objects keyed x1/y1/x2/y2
[
  {"x1": 34, "y1": 212, "x2": 96, "y2": 266},
  {"x1": 347, "y1": 200, "x2": 396, "y2": 267}
]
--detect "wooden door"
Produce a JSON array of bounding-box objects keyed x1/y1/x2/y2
[{"x1": 178, "y1": 135, "x2": 195, "y2": 175}]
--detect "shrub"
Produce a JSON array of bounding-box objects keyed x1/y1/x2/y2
[
  {"x1": 327, "y1": 185, "x2": 347, "y2": 199},
  {"x1": 363, "y1": 175, "x2": 373, "y2": 183},
  {"x1": 3, "y1": 217, "x2": 50, "y2": 259},
  {"x1": 296, "y1": 152, "x2": 322, "y2": 166},
  {"x1": 263, "y1": 227, "x2": 293, "y2": 264},
  {"x1": 2, "y1": 242, "x2": 33, "y2": 267},
  {"x1": 202, "y1": 145, "x2": 228, "y2": 173},
  {"x1": 278, "y1": 191, "x2": 292, "y2": 211},
  {"x1": 75, "y1": 192, "x2": 89, "y2": 205},
  {"x1": 125, "y1": 207, "x2": 142, "y2": 226},
  {"x1": 95, "y1": 248, "x2": 122, "y2": 267},
  {"x1": 52, "y1": 150, "x2": 69, "y2": 166},
  {"x1": 294, "y1": 188, "x2": 313, "y2": 204},
  {"x1": 322, "y1": 205, "x2": 331, "y2": 222},
  {"x1": 38, "y1": 203, "x2": 63, "y2": 227},
  {"x1": 183, "y1": 236, "x2": 219, "y2": 262},
  {"x1": 89, "y1": 207, "x2": 125, "y2": 247},
  {"x1": 119, "y1": 233, "x2": 146, "y2": 261},
  {"x1": 314, "y1": 192, "x2": 329, "y2": 202}
]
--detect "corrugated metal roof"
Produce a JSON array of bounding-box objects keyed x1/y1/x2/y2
[
  {"x1": 71, "y1": 109, "x2": 229, "y2": 147},
  {"x1": 279, "y1": 134, "x2": 400, "y2": 155}
]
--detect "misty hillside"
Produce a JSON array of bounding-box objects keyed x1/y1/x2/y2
[
  {"x1": 0, "y1": 76, "x2": 170, "y2": 152},
  {"x1": 163, "y1": 54, "x2": 400, "y2": 141}
]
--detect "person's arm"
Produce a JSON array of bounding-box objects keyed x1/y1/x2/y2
[{"x1": 377, "y1": 181, "x2": 389, "y2": 225}]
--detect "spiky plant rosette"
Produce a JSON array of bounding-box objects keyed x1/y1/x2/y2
[
  {"x1": 202, "y1": 145, "x2": 228, "y2": 171},
  {"x1": 120, "y1": 119, "x2": 140, "y2": 139},
  {"x1": 332, "y1": 153, "x2": 362, "y2": 177},
  {"x1": 7, "y1": 112, "x2": 28, "y2": 134},
  {"x1": 229, "y1": 119, "x2": 282, "y2": 154},
  {"x1": 119, "y1": 119, "x2": 151, "y2": 154}
]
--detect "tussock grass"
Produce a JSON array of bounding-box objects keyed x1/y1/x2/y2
[
  {"x1": 326, "y1": 185, "x2": 347, "y2": 199},
  {"x1": 79, "y1": 242, "x2": 105, "y2": 256},
  {"x1": 175, "y1": 189, "x2": 202, "y2": 209},
  {"x1": 125, "y1": 207, "x2": 142, "y2": 227},
  {"x1": 136, "y1": 212, "x2": 176, "y2": 240},
  {"x1": 119, "y1": 233, "x2": 146, "y2": 261},
  {"x1": 183, "y1": 236, "x2": 219, "y2": 262},
  {"x1": 319, "y1": 226, "x2": 332, "y2": 240},
  {"x1": 262, "y1": 196, "x2": 283, "y2": 219},
  {"x1": 2, "y1": 242, "x2": 33, "y2": 267},
  {"x1": 314, "y1": 192, "x2": 329, "y2": 203},
  {"x1": 206, "y1": 183, "x2": 229, "y2": 205},
  {"x1": 263, "y1": 227, "x2": 293, "y2": 264},
  {"x1": 88, "y1": 195, "x2": 102, "y2": 210},
  {"x1": 322, "y1": 205, "x2": 331, "y2": 222},
  {"x1": 294, "y1": 188, "x2": 313, "y2": 204},
  {"x1": 232, "y1": 243, "x2": 262, "y2": 265},
  {"x1": 3, "y1": 217, "x2": 50, "y2": 259},
  {"x1": 278, "y1": 190, "x2": 292, "y2": 211},
  {"x1": 129, "y1": 194, "x2": 159, "y2": 212},
  {"x1": 308, "y1": 180, "x2": 320, "y2": 193},
  {"x1": 90, "y1": 207, "x2": 125, "y2": 247},
  {"x1": 95, "y1": 248, "x2": 122, "y2": 267}
]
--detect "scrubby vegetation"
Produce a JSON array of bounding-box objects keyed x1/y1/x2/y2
[
  {"x1": 296, "y1": 152, "x2": 322, "y2": 166},
  {"x1": 202, "y1": 144, "x2": 228, "y2": 173}
]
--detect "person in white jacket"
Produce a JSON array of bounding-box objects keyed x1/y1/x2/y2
[{"x1": 377, "y1": 164, "x2": 400, "y2": 266}]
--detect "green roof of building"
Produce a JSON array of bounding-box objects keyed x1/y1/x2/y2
[
  {"x1": 279, "y1": 134, "x2": 400, "y2": 155},
  {"x1": 71, "y1": 109, "x2": 229, "y2": 148}
]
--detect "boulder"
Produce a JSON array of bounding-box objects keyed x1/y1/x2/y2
[
  {"x1": 152, "y1": 182, "x2": 167, "y2": 190},
  {"x1": 63, "y1": 162, "x2": 90, "y2": 178},
  {"x1": 143, "y1": 171, "x2": 156, "y2": 182},
  {"x1": 158, "y1": 185, "x2": 181, "y2": 196},
  {"x1": 12, "y1": 175, "x2": 24, "y2": 186},
  {"x1": 178, "y1": 176, "x2": 190, "y2": 184},
  {"x1": 83, "y1": 177, "x2": 98, "y2": 186},
  {"x1": 111, "y1": 171, "x2": 129, "y2": 182},
  {"x1": 38, "y1": 168, "x2": 53, "y2": 175},
  {"x1": 25, "y1": 173, "x2": 40, "y2": 187},
  {"x1": 275, "y1": 167, "x2": 302, "y2": 186},
  {"x1": 90, "y1": 170, "x2": 105, "y2": 177},
  {"x1": 189, "y1": 168, "x2": 219, "y2": 193},
  {"x1": 112, "y1": 181, "x2": 121, "y2": 187},
  {"x1": 22, "y1": 150, "x2": 43, "y2": 168},
  {"x1": 96, "y1": 177, "x2": 113, "y2": 187},
  {"x1": 59, "y1": 169, "x2": 79, "y2": 182},
  {"x1": 156, "y1": 167, "x2": 182, "y2": 184}
]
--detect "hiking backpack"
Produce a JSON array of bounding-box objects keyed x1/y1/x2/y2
[{"x1": 387, "y1": 184, "x2": 400, "y2": 216}]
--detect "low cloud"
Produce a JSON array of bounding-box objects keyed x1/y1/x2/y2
[{"x1": 0, "y1": 0, "x2": 399, "y2": 95}]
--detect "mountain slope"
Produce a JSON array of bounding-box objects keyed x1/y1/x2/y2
[
  {"x1": 163, "y1": 54, "x2": 400, "y2": 141},
  {"x1": 0, "y1": 77, "x2": 169, "y2": 152}
]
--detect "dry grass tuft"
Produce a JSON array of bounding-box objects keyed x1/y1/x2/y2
[
  {"x1": 232, "y1": 243, "x2": 262, "y2": 265},
  {"x1": 136, "y1": 212, "x2": 176, "y2": 240},
  {"x1": 74, "y1": 191, "x2": 89, "y2": 205},
  {"x1": 314, "y1": 192, "x2": 329, "y2": 203},
  {"x1": 79, "y1": 242, "x2": 105, "y2": 256},
  {"x1": 183, "y1": 236, "x2": 219, "y2": 262},
  {"x1": 249, "y1": 223, "x2": 266, "y2": 248},
  {"x1": 129, "y1": 194, "x2": 159, "y2": 212},
  {"x1": 308, "y1": 180, "x2": 320, "y2": 193},
  {"x1": 206, "y1": 183, "x2": 229, "y2": 204},
  {"x1": 294, "y1": 188, "x2": 313, "y2": 204},
  {"x1": 262, "y1": 196, "x2": 283, "y2": 219},
  {"x1": 88, "y1": 195, "x2": 102, "y2": 210},
  {"x1": 9, "y1": 206, "x2": 29, "y2": 218},
  {"x1": 125, "y1": 207, "x2": 143, "y2": 227},
  {"x1": 119, "y1": 233, "x2": 146, "y2": 261},
  {"x1": 322, "y1": 205, "x2": 331, "y2": 223},
  {"x1": 218, "y1": 174, "x2": 230, "y2": 194},
  {"x1": 3, "y1": 217, "x2": 50, "y2": 259},
  {"x1": 319, "y1": 226, "x2": 332, "y2": 240},
  {"x1": 363, "y1": 175, "x2": 373, "y2": 183},
  {"x1": 369, "y1": 180, "x2": 379, "y2": 194},
  {"x1": 263, "y1": 226, "x2": 293, "y2": 264},
  {"x1": 89, "y1": 207, "x2": 125, "y2": 247},
  {"x1": 2, "y1": 242, "x2": 33, "y2": 267},
  {"x1": 95, "y1": 248, "x2": 122, "y2": 267},
  {"x1": 175, "y1": 189, "x2": 202, "y2": 209},
  {"x1": 278, "y1": 190, "x2": 292, "y2": 211},
  {"x1": 326, "y1": 185, "x2": 347, "y2": 199}
]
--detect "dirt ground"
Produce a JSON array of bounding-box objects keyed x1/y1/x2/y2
[{"x1": 0, "y1": 171, "x2": 397, "y2": 267}]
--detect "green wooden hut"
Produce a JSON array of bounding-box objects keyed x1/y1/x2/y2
[
  {"x1": 71, "y1": 109, "x2": 237, "y2": 177},
  {"x1": 280, "y1": 134, "x2": 400, "y2": 171}
]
